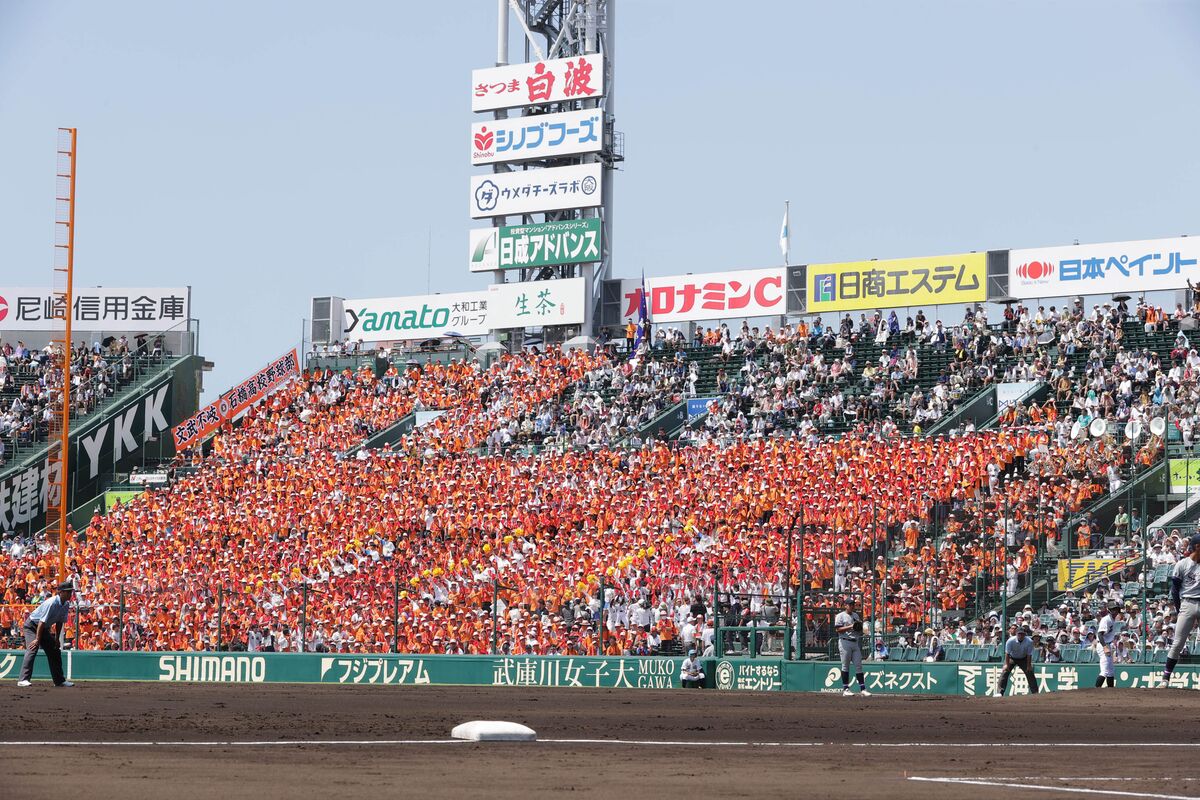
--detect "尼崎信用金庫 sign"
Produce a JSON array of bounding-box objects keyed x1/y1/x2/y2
[
  {"x1": 469, "y1": 219, "x2": 600, "y2": 272},
  {"x1": 806, "y1": 253, "x2": 986, "y2": 314},
  {"x1": 0, "y1": 287, "x2": 189, "y2": 332},
  {"x1": 1008, "y1": 236, "x2": 1200, "y2": 299},
  {"x1": 471, "y1": 54, "x2": 605, "y2": 112}
]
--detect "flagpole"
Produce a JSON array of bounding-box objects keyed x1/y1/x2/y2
[
  {"x1": 782, "y1": 200, "x2": 792, "y2": 266},
  {"x1": 782, "y1": 201, "x2": 790, "y2": 266}
]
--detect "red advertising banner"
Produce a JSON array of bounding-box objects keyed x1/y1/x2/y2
[
  {"x1": 617, "y1": 268, "x2": 787, "y2": 325},
  {"x1": 172, "y1": 349, "x2": 300, "y2": 451}
]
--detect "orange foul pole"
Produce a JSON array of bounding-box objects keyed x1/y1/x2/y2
[{"x1": 49, "y1": 128, "x2": 76, "y2": 582}]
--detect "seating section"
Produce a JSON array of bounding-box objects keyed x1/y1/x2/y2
[{"x1": 1, "y1": 297, "x2": 1197, "y2": 661}]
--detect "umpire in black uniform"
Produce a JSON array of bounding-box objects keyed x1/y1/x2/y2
[{"x1": 16, "y1": 581, "x2": 76, "y2": 687}]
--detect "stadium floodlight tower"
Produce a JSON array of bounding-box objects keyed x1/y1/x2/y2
[{"x1": 483, "y1": 0, "x2": 619, "y2": 345}]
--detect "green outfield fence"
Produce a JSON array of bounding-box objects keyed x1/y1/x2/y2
[{"x1": 4, "y1": 650, "x2": 1197, "y2": 694}]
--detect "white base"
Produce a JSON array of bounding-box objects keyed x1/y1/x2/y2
[{"x1": 451, "y1": 720, "x2": 537, "y2": 742}]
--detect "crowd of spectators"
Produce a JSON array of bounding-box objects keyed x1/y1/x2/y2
[
  {"x1": 4, "y1": 292, "x2": 1198, "y2": 661},
  {"x1": 0, "y1": 336, "x2": 153, "y2": 466},
  {"x1": 0, "y1": 342, "x2": 1146, "y2": 656}
]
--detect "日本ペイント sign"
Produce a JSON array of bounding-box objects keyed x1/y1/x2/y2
[
  {"x1": 470, "y1": 163, "x2": 602, "y2": 219},
  {"x1": 616, "y1": 269, "x2": 787, "y2": 324},
  {"x1": 471, "y1": 108, "x2": 602, "y2": 166},
  {"x1": 471, "y1": 54, "x2": 605, "y2": 112},
  {"x1": 806, "y1": 253, "x2": 986, "y2": 313},
  {"x1": 1008, "y1": 236, "x2": 1200, "y2": 299},
  {"x1": 469, "y1": 219, "x2": 601, "y2": 272}
]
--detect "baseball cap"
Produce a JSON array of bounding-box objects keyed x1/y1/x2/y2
[
  {"x1": 56, "y1": 581, "x2": 75, "y2": 593},
  {"x1": 1188, "y1": 533, "x2": 1200, "y2": 551}
]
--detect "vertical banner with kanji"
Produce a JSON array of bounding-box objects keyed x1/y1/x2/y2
[{"x1": 171, "y1": 349, "x2": 300, "y2": 451}]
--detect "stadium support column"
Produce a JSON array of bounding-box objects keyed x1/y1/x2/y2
[
  {"x1": 797, "y1": 509, "x2": 805, "y2": 657},
  {"x1": 1141, "y1": 493, "x2": 1148, "y2": 660}
]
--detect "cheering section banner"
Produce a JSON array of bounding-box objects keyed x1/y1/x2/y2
[
  {"x1": 471, "y1": 109, "x2": 602, "y2": 166},
  {"x1": 617, "y1": 268, "x2": 787, "y2": 325},
  {"x1": 171, "y1": 350, "x2": 299, "y2": 451},
  {"x1": 470, "y1": 163, "x2": 602, "y2": 219},
  {"x1": 1008, "y1": 236, "x2": 1200, "y2": 299},
  {"x1": 469, "y1": 219, "x2": 601, "y2": 272},
  {"x1": 0, "y1": 287, "x2": 189, "y2": 332},
  {"x1": 472, "y1": 54, "x2": 604, "y2": 112},
  {"x1": 807, "y1": 253, "x2": 986, "y2": 313}
]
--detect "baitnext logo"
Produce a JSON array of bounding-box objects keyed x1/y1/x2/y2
[{"x1": 1015, "y1": 260, "x2": 1054, "y2": 281}]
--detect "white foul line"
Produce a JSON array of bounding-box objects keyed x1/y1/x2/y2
[
  {"x1": 0, "y1": 739, "x2": 1198, "y2": 749},
  {"x1": 0, "y1": 740, "x2": 467, "y2": 747},
  {"x1": 908, "y1": 776, "x2": 1197, "y2": 800}
]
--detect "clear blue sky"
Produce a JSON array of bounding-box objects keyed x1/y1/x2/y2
[{"x1": 1, "y1": 1, "x2": 1197, "y2": 399}]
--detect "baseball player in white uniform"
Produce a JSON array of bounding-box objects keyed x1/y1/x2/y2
[
  {"x1": 1161, "y1": 533, "x2": 1200, "y2": 687},
  {"x1": 834, "y1": 599, "x2": 871, "y2": 697},
  {"x1": 1095, "y1": 600, "x2": 1123, "y2": 688}
]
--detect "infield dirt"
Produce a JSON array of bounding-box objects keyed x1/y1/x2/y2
[{"x1": 3, "y1": 683, "x2": 1195, "y2": 799}]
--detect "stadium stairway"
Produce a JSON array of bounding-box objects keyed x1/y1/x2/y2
[{"x1": 0, "y1": 352, "x2": 185, "y2": 481}]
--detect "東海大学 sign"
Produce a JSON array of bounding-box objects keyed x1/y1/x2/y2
[{"x1": 469, "y1": 219, "x2": 601, "y2": 272}]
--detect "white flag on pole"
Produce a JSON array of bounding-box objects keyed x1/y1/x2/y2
[{"x1": 779, "y1": 201, "x2": 790, "y2": 264}]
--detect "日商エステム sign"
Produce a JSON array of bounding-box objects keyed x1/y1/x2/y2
[
  {"x1": 469, "y1": 219, "x2": 601, "y2": 272},
  {"x1": 806, "y1": 253, "x2": 986, "y2": 313}
]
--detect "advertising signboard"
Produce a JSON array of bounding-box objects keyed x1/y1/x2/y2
[
  {"x1": 806, "y1": 253, "x2": 986, "y2": 313},
  {"x1": 470, "y1": 163, "x2": 602, "y2": 219},
  {"x1": 342, "y1": 290, "x2": 491, "y2": 342},
  {"x1": 487, "y1": 277, "x2": 586, "y2": 329},
  {"x1": 1055, "y1": 557, "x2": 1136, "y2": 591},
  {"x1": 1169, "y1": 458, "x2": 1200, "y2": 494},
  {"x1": 1008, "y1": 236, "x2": 1200, "y2": 299},
  {"x1": 471, "y1": 54, "x2": 605, "y2": 112},
  {"x1": 471, "y1": 108, "x2": 602, "y2": 166},
  {"x1": 616, "y1": 268, "x2": 787, "y2": 324},
  {"x1": 0, "y1": 287, "x2": 189, "y2": 332},
  {"x1": 469, "y1": 219, "x2": 601, "y2": 272}
]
